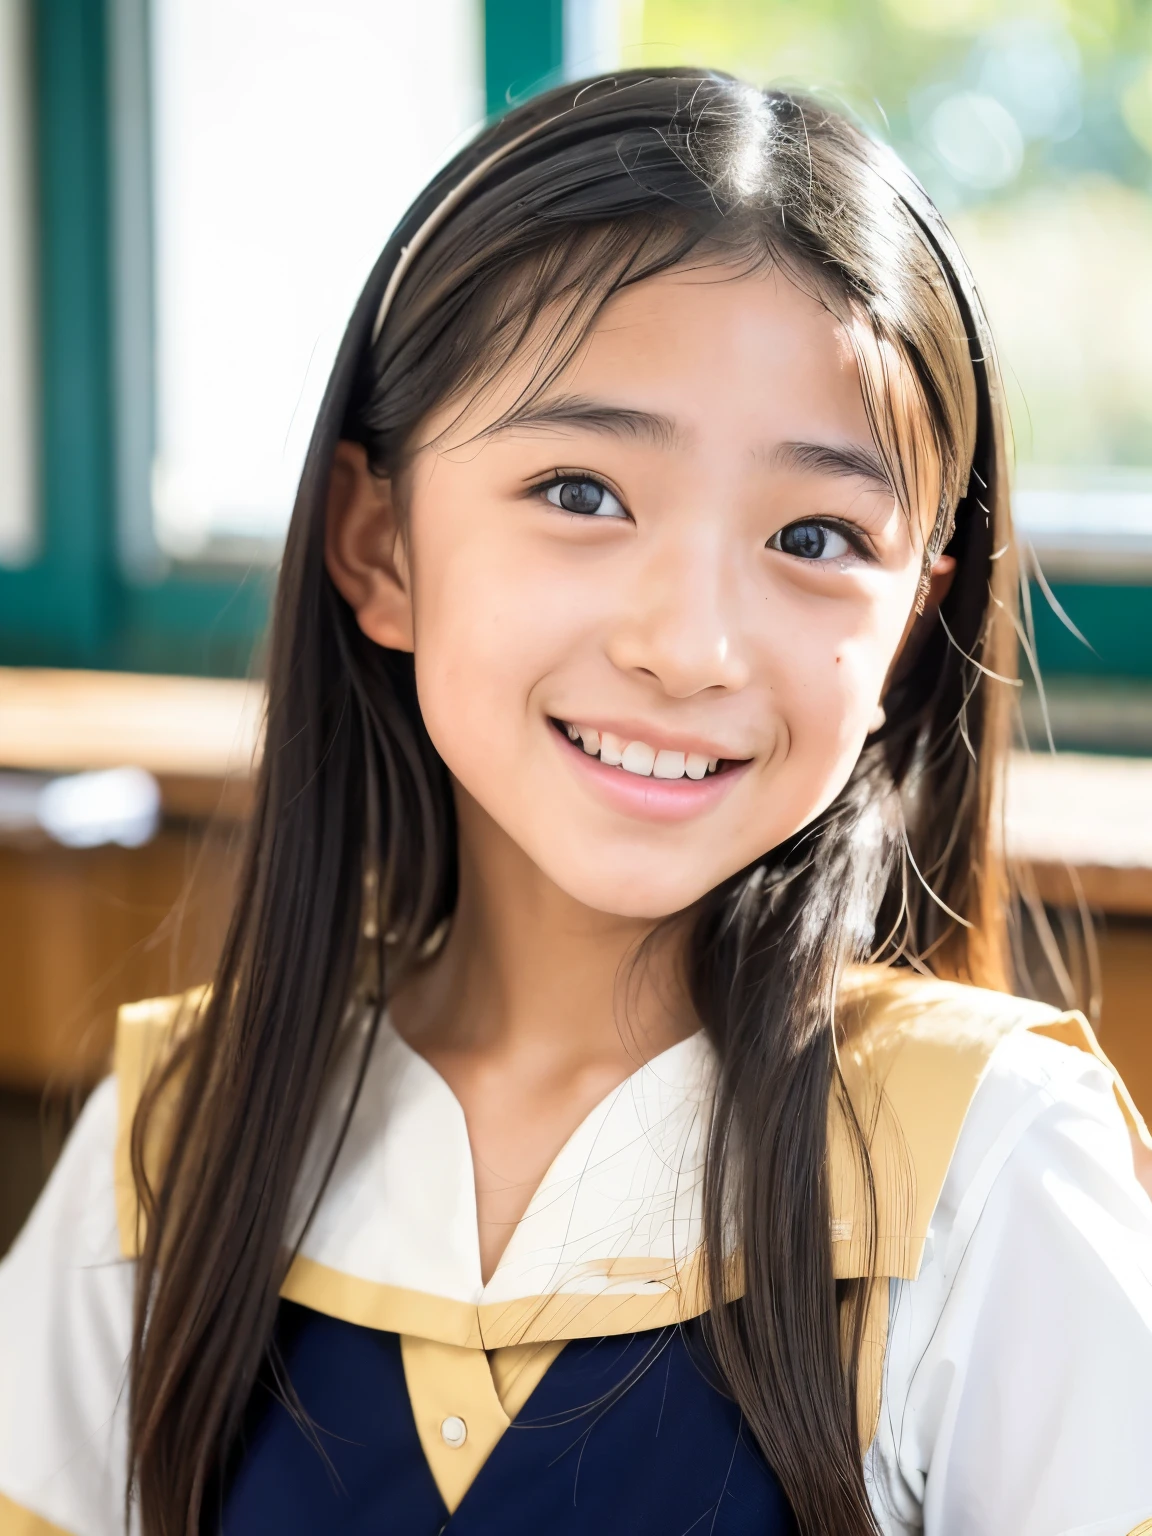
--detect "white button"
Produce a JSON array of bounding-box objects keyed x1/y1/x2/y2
[{"x1": 440, "y1": 1415, "x2": 468, "y2": 1449}]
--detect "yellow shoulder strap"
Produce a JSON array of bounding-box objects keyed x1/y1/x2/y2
[
  {"x1": 1028, "y1": 1011, "x2": 1150, "y2": 1148},
  {"x1": 830, "y1": 965, "x2": 1151, "y2": 1450},
  {"x1": 113, "y1": 985, "x2": 208, "y2": 1258},
  {"x1": 114, "y1": 972, "x2": 1149, "y2": 1276},
  {"x1": 829, "y1": 966, "x2": 1150, "y2": 1283}
]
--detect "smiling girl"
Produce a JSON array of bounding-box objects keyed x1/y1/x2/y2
[{"x1": 3, "y1": 72, "x2": 1152, "y2": 1536}]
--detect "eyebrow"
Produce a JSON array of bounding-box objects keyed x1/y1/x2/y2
[
  {"x1": 769, "y1": 439, "x2": 893, "y2": 492},
  {"x1": 480, "y1": 397, "x2": 892, "y2": 492},
  {"x1": 482, "y1": 393, "x2": 683, "y2": 450}
]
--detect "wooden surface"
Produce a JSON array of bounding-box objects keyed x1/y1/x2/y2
[
  {"x1": 1092, "y1": 920, "x2": 1152, "y2": 1128},
  {"x1": 1007, "y1": 752, "x2": 1152, "y2": 916},
  {"x1": 0, "y1": 667, "x2": 261, "y2": 819},
  {"x1": 0, "y1": 828, "x2": 236, "y2": 1086}
]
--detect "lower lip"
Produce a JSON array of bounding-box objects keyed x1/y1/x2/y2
[{"x1": 553, "y1": 728, "x2": 750, "y2": 824}]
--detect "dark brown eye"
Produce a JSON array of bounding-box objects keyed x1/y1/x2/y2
[
  {"x1": 544, "y1": 479, "x2": 627, "y2": 518},
  {"x1": 779, "y1": 522, "x2": 828, "y2": 558},
  {"x1": 770, "y1": 521, "x2": 854, "y2": 561},
  {"x1": 560, "y1": 480, "x2": 602, "y2": 513}
]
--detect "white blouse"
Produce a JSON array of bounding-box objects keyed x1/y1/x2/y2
[
  {"x1": 0, "y1": 974, "x2": 1150, "y2": 1536},
  {"x1": 867, "y1": 1026, "x2": 1152, "y2": 1534}
]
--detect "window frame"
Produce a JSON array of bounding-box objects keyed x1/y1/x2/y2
[
  {"x1": 0, "y1": 0, "x2": 1148, "y2": 684},
  {"x1": 0, "y1": 0, "x2": 266, "y2": 676}
]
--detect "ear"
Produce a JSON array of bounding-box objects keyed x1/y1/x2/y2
[
  {"x1": 324, "y1": 439, "x2": 414, "y2": 652},
  {"x1": 921, "y1": 551, "x2": 957, "y2": 614},
  {"x1": 884, "y1": 552, "x2": 958, "y2": 691}
]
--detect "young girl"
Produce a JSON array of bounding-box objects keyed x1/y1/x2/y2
[{"x1": 2, "y1": 71, "x2": 1151, "y2": 1536}]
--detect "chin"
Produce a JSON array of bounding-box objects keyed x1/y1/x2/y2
[{"x1": 538, "y1": 851, "x2": 723, "y2": 922}]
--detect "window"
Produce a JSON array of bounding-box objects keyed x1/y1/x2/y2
[
  {"x1": 147, "y1": 0, "x2": 482, "y2": 562},
  {"x1": 1, "y1": 0, "x2": 1148, "y2": 712},
  {"x1": 0, "y1": 0, "x2": 487, "y2": 675}
]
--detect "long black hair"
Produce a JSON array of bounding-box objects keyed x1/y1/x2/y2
[{"x1": 129, "y1": 71, "x2": 1015, "y2": 1535}]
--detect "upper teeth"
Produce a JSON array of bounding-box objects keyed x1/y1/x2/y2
[{"x1": 564, "y1": 722, "x2": 719, "y2": 779}]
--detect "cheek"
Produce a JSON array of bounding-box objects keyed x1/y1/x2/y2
[
  {"x1": 406, "y1": 513, "x2": 585, "y2": 773},
  {"x1": 412, "y1": 546, "x2": 519, "y2": 765},
  {"x1": 772, "y1": 584, "x2": 909, "y2": 726},
  {"x1": 758, "y1": 580, "x2": 915, "y2": 803}
]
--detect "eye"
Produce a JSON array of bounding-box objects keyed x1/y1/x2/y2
[
  {"x1": 542, "y1": 477, "x2": 628, "y2": 519},
  {"x1": 768, "y1": 520, "x2": 859, "y2": 562}
]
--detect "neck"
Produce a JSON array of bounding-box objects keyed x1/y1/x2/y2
[{"x1": 391, "y1": 783, "x2": 697, "y2": 1072}]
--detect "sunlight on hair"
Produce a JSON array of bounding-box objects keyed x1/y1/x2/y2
[
  {"x1": 727, "y1": 87, "x2": 777, "y2": 200},
  {"x1": 847, "y1": 314, "x2": 951, "y2": 552}
]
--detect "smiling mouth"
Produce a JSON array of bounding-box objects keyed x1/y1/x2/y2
[{"x1": 550, "y1": 719, "x2": 745, "y2": 780}]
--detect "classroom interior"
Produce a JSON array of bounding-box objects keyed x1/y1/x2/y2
[{"x1": 2, "y1": 0, "x2": 1151, "y2": 1253}]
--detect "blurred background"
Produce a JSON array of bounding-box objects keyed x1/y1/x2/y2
[{"x1": 1, "y1": 0, "x2": 1151, "y2": 1247}]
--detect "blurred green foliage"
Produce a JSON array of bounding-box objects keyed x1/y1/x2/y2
[
  {"x1": 642, "y1": 0, "x2": 1152, "y2": 191},
  {"x1": 639, "y1": 0, "x2": 1152, "y2": 472}
]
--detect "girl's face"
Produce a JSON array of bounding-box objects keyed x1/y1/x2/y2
[{"x1": 334, "y1": 266, "x2": 944, "y2": 919}]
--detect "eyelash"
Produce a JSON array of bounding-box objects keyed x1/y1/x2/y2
[
  {"x1": 533, "y1": 471, "x2": 630, "y2": 520},
  {"x1": 768, "y1": 517, "x2": 877, "y2": 563},
  {"x1": 532, "y1": 474, "x2": 877, "y2": 560}
]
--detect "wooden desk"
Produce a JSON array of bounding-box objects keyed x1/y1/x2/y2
[
  {"x1": 0, "y1": 667, "x2": 262, "y2": 821},
  {"x1": 0, "y1": 669, "x2": 255, "y2": 1084},
  {"x1": 1007, "y1": 752, "x2": 1152, "y2": 916}
]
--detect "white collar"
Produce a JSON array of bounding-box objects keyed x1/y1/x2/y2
[
  {"x1": 278, "y1": 1013, "x2": 718, "y2": 1339},
  {"x1": 118, "y1": 968, "x2": 1127, "y2": 1348},
  {"x1": 294, "y1": 1015, "x2": 716, "y2": 1316}
]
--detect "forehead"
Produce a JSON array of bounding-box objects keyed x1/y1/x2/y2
[
  {"x1": 586, "y1": 265, "x2": 861, "y2": 405},
  {"x1": 434, "y1": 262, "x2": 874, "y2": 453}
]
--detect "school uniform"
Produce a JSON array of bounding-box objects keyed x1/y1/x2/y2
[{"x1": 2, "y1": 967, "x2": 1151, "y2": 1535}]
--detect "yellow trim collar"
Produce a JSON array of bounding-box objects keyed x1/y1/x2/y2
[
  {"x1": 280, "y1": 1250, "x2": 717, "y2": 1349},
  {"x1": 109, "y1": 967, "x2": 1147, "y2": 1482},
  {"x1": 114, "y1": 969, "x2": 1146, "y2": 1313},
  {"x1": 0, "y1": 1491, "x2": 74, "y2": 1536},
  {"x1": 829, "y1": 968, "x2": 1149, "y2": 1281}
]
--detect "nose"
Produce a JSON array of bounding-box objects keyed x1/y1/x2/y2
[{"x1": 605, "y1": 531, "x2": 751, "y2": 698}]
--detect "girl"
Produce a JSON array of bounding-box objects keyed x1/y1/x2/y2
[{"x1": 2, "y1": 71, "x2": 1151, "y2": 1536}]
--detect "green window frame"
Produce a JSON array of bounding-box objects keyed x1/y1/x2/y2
[
  {"x1": 1, "y1": 0, "x2": 1149, "y2": 686},
  {"x1": 0, "y1": 0, "x2": 267, "y2": 676}
]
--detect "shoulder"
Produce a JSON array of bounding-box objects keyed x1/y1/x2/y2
[
  {"x1": 115, "y1": 983, "x2": 209, "y2": 1090},
  {"x1": 932, "y1": 1020, "x2": 1146, "y2": 1278},
  {"x1": 2, "y1": 1074, "x2": 122, "y2": 1273},
  {"x1": 832, "y1": 966, "x2": 1148, "y2": 1281},
  {"x1": 838, "y1": 962, "x2": 1138, "y2": 1108},
  {"x1": 843, "y1": 965, "x2": 1150, "y2": 1187},
  {"x1": 0, "y1": 986, "x2": 208, "y2": 1535},
  {"x1": 867, "y1": 995, "x2": 1152, "y2": 1533},
  {"x1": 0, "y1": 1077, "x2": 130, "y2": 1534}
]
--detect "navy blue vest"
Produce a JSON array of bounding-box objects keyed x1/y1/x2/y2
[{"x1": 220, "y1": 1301, "x2": 796, "y2": 1534}]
